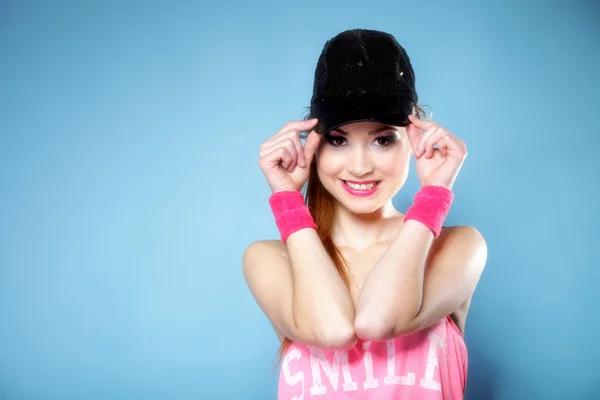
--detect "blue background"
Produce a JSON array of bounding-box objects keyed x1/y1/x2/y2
[{"x1": 1, "y1": 0, "x2": 598, "y2": 399}]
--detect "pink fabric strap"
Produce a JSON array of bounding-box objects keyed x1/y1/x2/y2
[
  {"x1": 404, "y1": 185, "x2": 454, "y2": 238},
  {"x1": 268, "y1": 191, "x2": 318, "y2": 244}
]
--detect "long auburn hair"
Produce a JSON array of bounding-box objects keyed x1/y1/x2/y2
[{"x1": 272, "y1": 104, "x2": 428, "y2": 369}]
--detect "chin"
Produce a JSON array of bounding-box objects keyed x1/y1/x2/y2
[
  {"x1": 332, "y1": 179, "x2": 390, "y2": 214},
  {"x1": 343, "y1": 202, "x2": 383, "y2": 215}
]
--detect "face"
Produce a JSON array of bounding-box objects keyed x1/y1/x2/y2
[{"x1": 315, "y1": 121, "x2": 412, "y2": 214}]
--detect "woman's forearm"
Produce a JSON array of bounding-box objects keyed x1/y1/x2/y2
[
  {"x1": 354, "y1": 220, "x2": 435, "y2": 340},
  {"x1": 286, "y1": 227, "x2": 358, "y2": 349}
]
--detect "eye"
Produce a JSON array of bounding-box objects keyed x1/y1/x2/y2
[
  {"x1": 375, "y1": 135, "x2": 396, "y2": 147},
  {"x1": 325, "y1": 134, "x2": 346, "y2": 147}
]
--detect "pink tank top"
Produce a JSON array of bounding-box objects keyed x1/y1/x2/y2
[{"x1": 277, "y1": 315, "x2": 467, "y2": 399}]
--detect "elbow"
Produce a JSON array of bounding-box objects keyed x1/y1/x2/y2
[
  {"x1": 292, "y1": 305, "x2": 358, "y2": 349},
  {"x1": 317, "y1": 325, "x2": 358, "y2": 350},
  {"x1": 293, "y1": 314, "x2": 357, "y2": 350},
  {"x1": 306, "y1": 319, "x2": 357, "y2": 350},
  {"x1": 354, "y1": 313, "x2": 417, "y2": 341},
  {"x1": 354, "y1": 315, "x2": 393, "y2": 342}
]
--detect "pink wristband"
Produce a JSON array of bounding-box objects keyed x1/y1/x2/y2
[
  {"x1": 268, "y1": 191, "x2": 318, "y2": 244},
  {"x1": 404, "y1": 185, "x2": 454, "y2": 238}
]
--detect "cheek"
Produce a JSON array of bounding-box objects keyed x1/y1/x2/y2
[
  {"x1": 315, "y1": 150, "x2": 344, "y2": 176},
  {"x1": 317, "y1": 145, "x2": 409, "y2": 177},
  {"x1": 376, "y1": 148, "x2": 410, "y2": 174}
]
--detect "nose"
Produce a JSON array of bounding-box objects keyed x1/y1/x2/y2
[{"x1": 348, "y1": 147, "x2": 374, "y2": 177}]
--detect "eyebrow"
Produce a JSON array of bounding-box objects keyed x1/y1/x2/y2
[{"x1": 331, "y1": 125, "x2": 397, "y2": 135}]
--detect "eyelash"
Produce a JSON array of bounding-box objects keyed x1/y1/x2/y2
[{"x1": 324, "y1": 134, "x2": 397, "y2": 148}]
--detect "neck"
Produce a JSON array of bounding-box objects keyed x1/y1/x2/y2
[{"x1": 331, "y1": 199, "x2": 403, "y2": 249}]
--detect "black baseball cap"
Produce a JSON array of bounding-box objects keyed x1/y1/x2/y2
[{"x1": 310, "y1": 29, "x2": 418, "y2": 134}]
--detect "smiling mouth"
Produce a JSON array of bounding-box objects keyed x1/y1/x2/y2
[
  {"x1": 342, "y1": 180, "x2": 381, "y2": 189},
  {"x1": 340, "y1": 180, "x2": 381, "y2": 197}
]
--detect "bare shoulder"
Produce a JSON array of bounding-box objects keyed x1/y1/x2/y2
[
  {"x1": 242, "y1": 240, "x2": 290, "y2": 284},
  {"x1": 438, "y1": 225, "x2": 486, "y2": 244},
  {"x1": 438, "y1": 226, "x2": 487, "y2": 274},
  {"x1": 435, "y1": 225, "x2": 487, "y2": 264},
  {"x1": 242, "y1": 240, "x2": 288, "y2": 266},
  {"x1": 242, "y1": 240, "x2": 291, "y2": 343},
  {"x1": 439, "y1": 226, "x2": 487, "y2": 335}
]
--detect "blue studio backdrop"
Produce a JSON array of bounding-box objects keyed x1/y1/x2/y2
[{"x1": 1, "y1": 1, "x2": 598, "y2": 399}]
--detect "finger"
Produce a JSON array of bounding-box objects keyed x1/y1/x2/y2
[
  {"x1": 280, "y1": 141, "x2": 299, "y2": 172},
  {"x1": 275, "y1": 118, "x2": 318, "y2": 137},
  {"x1": 271, "y1": 141, "x2": 298, "y2": 172},
  {"x1": 437, "y1": 134, "x2": 449, "y2": 158},
  {"x1": 260, "y1": 137, "x2": 295, "y2": 159},
  {"x1": 425, "y1": 129, "x2": 448, "y2": 158},
  {"x1": 406, "y1": 121, "x2": 421, "y2": 154},
  {"x1": 441, "y1": 133, "x2": 468, "y2": 159},
  {"x1": 424, "y1": 129, "x2": 449, "y2": 159},
  {"x1": 408, "y1": 114, "x2": 439, "y2": 131},
  {"x1": 262, "y1": 119, "x2": 318, "y2": 166},
  {"x1": 263, "y1": 146, "x2": 294, "y2": 171},
  {"x1": 261, "y1": 129, "x2": 296, "y2": 150},
  {"x1": 303, "y1": 130, "x2": 322, "y2": 165},
  {"x1": 296, "y1": 135, "x2": 307, "y2": 168},
  {"x1": 429, "y1": 131, "x2": 465, "y2": 159},
  {"x1": 261, "y1": 134, "x2": 306, "y2": 168},
  {"x1": 416, "y1": 125, "x2": 441, "y2": 158}
]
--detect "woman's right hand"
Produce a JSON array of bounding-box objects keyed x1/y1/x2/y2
[{"x1": 259, "y1": 118, "x2": 322, "y2": 193}]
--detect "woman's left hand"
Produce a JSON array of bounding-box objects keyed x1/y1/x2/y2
[{"x1": 406, "y1": 114, "x2": 468, "y2": 190}]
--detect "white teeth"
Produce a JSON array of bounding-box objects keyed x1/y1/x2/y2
[{"x1": 345, "y1": 181, "x2": 376, "y2": 190}]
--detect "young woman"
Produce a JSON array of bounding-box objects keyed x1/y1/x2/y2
[{"x1": 243, "y1": 29, "x2": 487, "y2": 399}]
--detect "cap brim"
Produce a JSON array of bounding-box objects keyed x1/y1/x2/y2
[{"x1": 311, "y1": 93, "x2": 413, "y2": 134}]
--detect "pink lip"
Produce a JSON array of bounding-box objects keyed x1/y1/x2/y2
[
  {"x1": 345, "y1": 180, "x2": 379, "y2": 184},
  {"x1": 341, "y1": 180, "x2": 380, "y2": 197}
]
